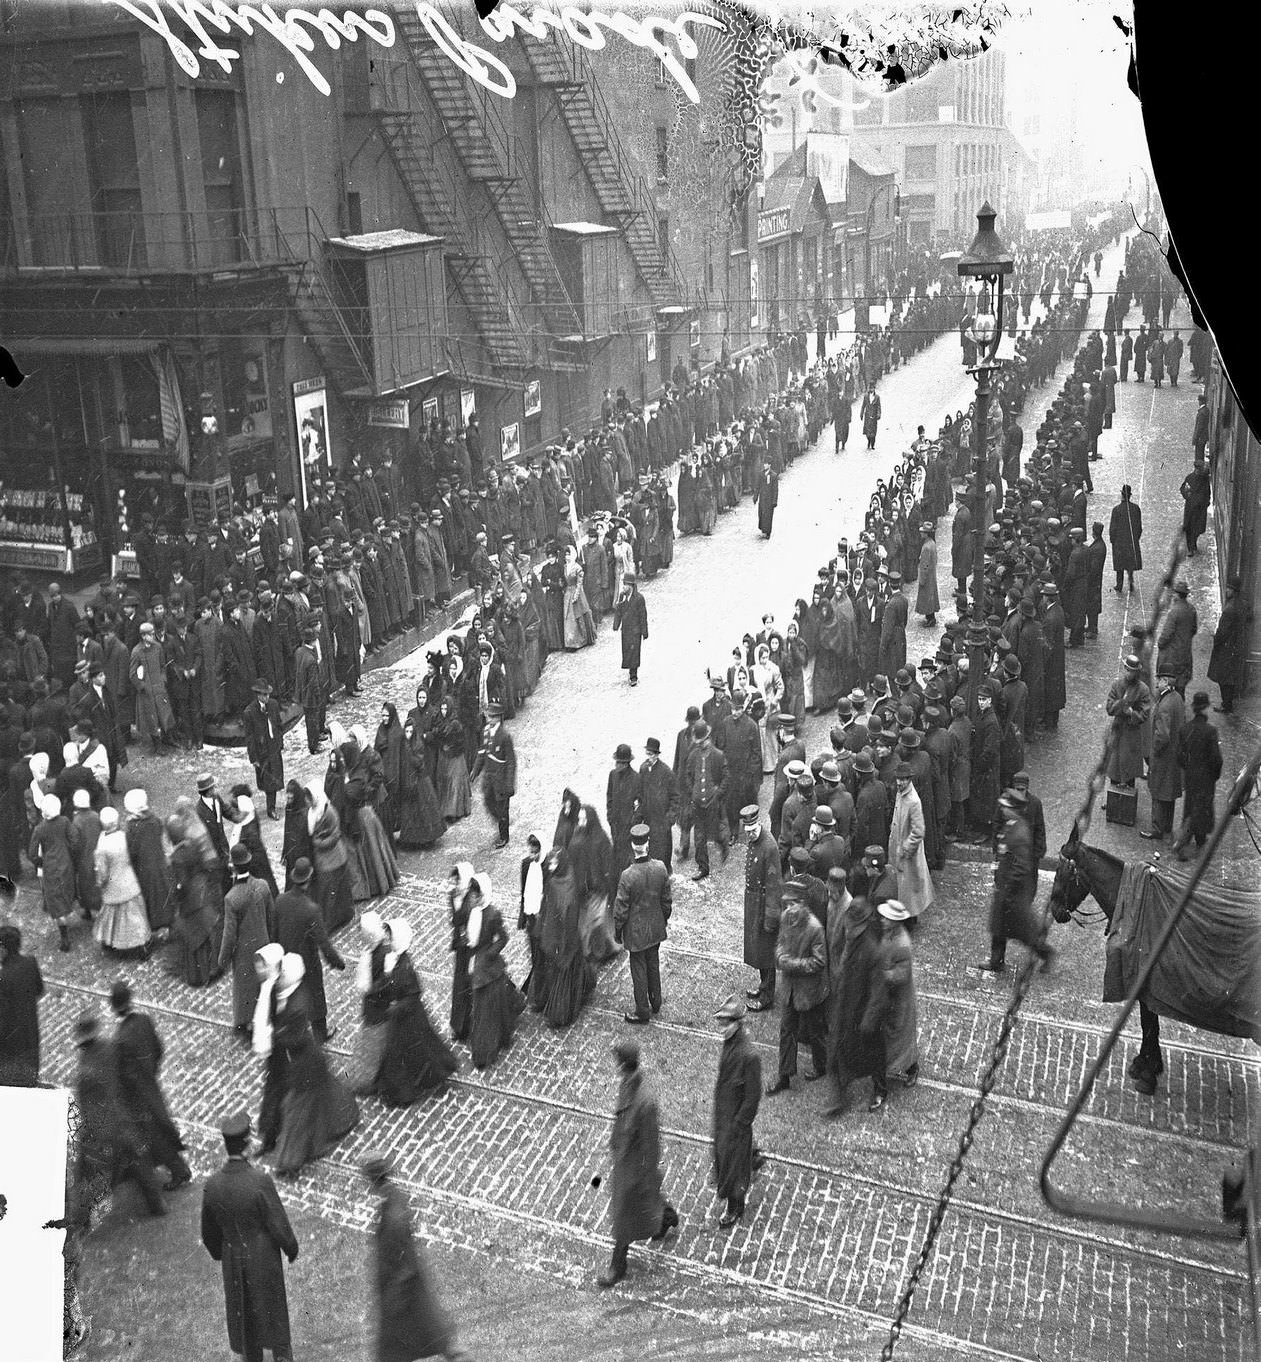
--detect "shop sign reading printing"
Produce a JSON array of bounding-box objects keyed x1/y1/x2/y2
[{"x1": 107, "y1": 1, "x2": 723, "y2": 104}]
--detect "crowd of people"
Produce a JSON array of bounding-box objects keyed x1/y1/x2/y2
[{"x1": 1, "y1": 201, "x2": 1248, "y2": 1354}]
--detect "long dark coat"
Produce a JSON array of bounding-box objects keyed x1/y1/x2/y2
[
  {"x1": 1109, "y1": 499, "x2": 1143, "y2": 572},
  {"x1": 29, "y1": 814, "x2": 80, "y2": 919},
  {"x1": 1041, "y1": 602, "x2": 1068, "y2": 715},
  {"x1": 743, "y1": 827, "x2": 782, "y2": 971},
  {"x1": 968, "y1": 707, "x2": 1001, "y2": 827},
  {"x1": 1149, "y1": 687, "x2": 1185, "y2": 803},
  {"x1": 712, "y1": 1028, "x2": 761, "y2": 1202},
  {"x1": 219, "y1": 877, "x2": 275, "y2": 1028},
  {"x1": 243, "y1": 698, "x2": 285, "y2": 794},
  {"x1": 1208, "y1": 593, "x2": 1249, "y2": 691},
  {"x1": 373, "y1": 1181, "x2": 453, "y2": 1362},
  {"x1": 1178, "y1": 713, "x2": 1223, "y2": 838},
  {"x1": 201, "y1": 1158, "x2": 298, "y2": 1357},
  {"x1": 634, "y1": 759, "x2": 676, "y2": 869},
  {"x1": 1014, "y1": 615, "x2": 1045, "y2": 725},
  {"x1": 274, "y1": 889, "x2": 345, "y2": 1030},
  {"x1": 608, "y1": 1068, "x2": 667, "y2": 1243},
  {"x1": 756, "y1": 469, "x2": 778, "y2": 537},
  {"x1": 0, "y1": 951, "x2": 43, "y2": 1084},
  {"x1": 613, "y1": 589, "x2": 648, "y2": 671},
  {"x1": 126, "y1": 810, "x2": 173, "y2": 929},
  {"x1": 827, "y1": 901, "x2": 889, "y2": 1081},
  {"x1": 988, "y1": 814, "x2": 1038, "y2": 944},
  {"x1": 114, "y1": 1009, "x2": 186, "y2": 1169}
]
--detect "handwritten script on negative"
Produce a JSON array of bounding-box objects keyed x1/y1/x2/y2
[{"x1": 106, "y1": 1, "x2": 726, "y2": 103}]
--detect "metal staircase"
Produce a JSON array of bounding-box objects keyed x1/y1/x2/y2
[
  {"x1": 521, "y1": 32, "x2": 688, "y2": 310},
  {"x1": 393, "y1": 7, "x2": 582, "y2": 342}
]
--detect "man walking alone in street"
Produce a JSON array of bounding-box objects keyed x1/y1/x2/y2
[
  {"x1": 711, "y1": 994, "x2": 762, "y2": 1229},
  {"x1": 613, "y1": 825, "x2": 671, "y2": 1024},
  {"x1": 598, "y1": 1040, "x2": 678, "y2": 1287},
  {"x1": 764, "y1": 878, "x2": 828, "y2": 1096},
  {"x1": 470, "y1": 703, "x2": 516, "y2": 848},
  {"x1": 613, "y1": 572, "x2": 648, "y2": 686}
]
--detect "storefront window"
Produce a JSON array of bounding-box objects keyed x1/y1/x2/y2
[{"x1": 117, "y1": 355, "x2": 163, "y2": 447}]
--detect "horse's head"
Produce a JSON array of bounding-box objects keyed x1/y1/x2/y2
[{"x1": 1049, "y1": 830, "x2": 1091, "y2": 925}]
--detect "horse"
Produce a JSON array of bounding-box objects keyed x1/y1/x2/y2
[{"x1": 1049, "y1": 827, "x2": 1166, "y2": 1092}]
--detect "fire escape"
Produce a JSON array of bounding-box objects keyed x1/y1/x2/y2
[
  {"x1": 520, "y1": 32, "x2": 689, "y2": 311},
  {"x1": 360, "y1": 10, "x2": 585, "y2": 383}
]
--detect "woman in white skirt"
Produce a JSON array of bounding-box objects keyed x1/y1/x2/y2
[
  {"x1": 93, "y1": 806, "x2": 152, "y2": 957},
  {"x1": 348, "y1": 911, "x2": 391, "y2": 1095}
]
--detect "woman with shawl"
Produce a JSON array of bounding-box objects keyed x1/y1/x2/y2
[
  {"x1": 566, "y1": 804, "x2": 619, "y2": 963},
  {"x1": 396, "y1": 716, "x2": 444, "y2": 851},
  {"x1": 377, "y1": 918, "x2": 457, "y2": 1106},
  {"x1": 305, "y1": 781, "x2": 353, "y2": 933},
  {"x1": 695, "y1": 454, "x2": 718, "y2": 535},
  {"x1": 405, "y1": 684, "x2": 440, "y2": 784},
  {"x1": 780, "y1": 621, "x2": 808, "y2": 728},
  {"x1": 167, "y1": 806, "x2": 219, "y2": 985},
  {"x1": 123, "y1": 788, "x2": 172, "y2": 932},
  {"x1": 429, "y1": 696, "x2": 471, "y2": 823},
  {"x1": 561, "y1": 545, "x2": 596, "y2": 650},
  {"x1": 517, "y1": 835, "x2": 547, "y2": 1010},
  {"x1": 539, "y1": 847, "x2": 594, "y2": 1028},
  {"x1": 229, "y1": 785, "x2": 278, "y2": 898},
  {"x1": 30, "y1": 792, "x2": 81, "y2": 951},
  {"x1": 281, "y1": 779, "x2": 313, "y2": 891},
  {"x1": 349, "y1": 911, "x2": 391, "y2": 1094},
  {"x1": 792, "y1": 597, "x2": 817, "y2": 712},
  {"x1": 553, "y1": 787, "x2": 581, "y2": 852},
  {"x1": 344, "y1": 726, "x2": 399, "y2": 900},
  {"x1": 832, "y1": 584, "x2": 861, "y2": 696},
  {"x1": 93, "y1": 806, "x2": 151, "y2": 957},
  {"x1": 250, "y1": 943, "x2": 287, "y2": 1152},
  {"x1": 464, "y1": 873, "x2": 525, "y2": 1070},
  {"x1": 268, "y1": 953, "x2": 359, "y2": 1176},
  {"x1": 518, "y1": 586, "x2": 544, "y2": 694},
  {"x1": 374, "y1": 703, "x2": 407, "y2": 836},
  {"x1": 497, "y1": 600, "x2": 527, "y2": 716}
]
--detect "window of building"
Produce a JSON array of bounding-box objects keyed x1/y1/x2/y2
[
  {"x1": 655, "y1": 125, "x2": 669, "y2": 180},
  {"x1": 114, "y1": 355, "x2": 163, "y2": 448},
  {"x1": 80, "y1": 92, "x2": 144, "y2": 268},
  {"x1": 905, "y1": 144, "x2": 936, "y2": 179},
  {"x1": 196, "y1": 89, "x2": 246, "y2": 265}
]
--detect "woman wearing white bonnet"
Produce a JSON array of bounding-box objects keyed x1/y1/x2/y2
[
  {"x1": 252, "y1": 942, "x2": 286, "y2": 1151},
  {"x1": 69, "y1": 786, "x2": 103, "y2": 923},
  {"x1": 29, "y1": 792, "x2": 81, "y2": 951},
  {"x1": 123, "y1": 786, "x2": 174, "y2": 934},
  {"x1": 270, "y1": 952, "x2": 360, "y2": 1176},
  {"x1": 375, "y1": 917, "x2": 456, "y2": 1106},
  {"x1": 463, "y1": 873, "x2": 526, "y2": 1071},
  {"x1": 93, "y1": 805, "x2": 152, "y2": 957},
  {"x1": 348, "y1": 911, "x2": 391, "y2": 1095}
]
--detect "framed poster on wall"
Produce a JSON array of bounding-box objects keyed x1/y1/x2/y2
[
  {"x1": 646, "y1": 331, "x2": 656, "y2": 363},
  {"x1": 422, "y1": 396, "x2": 440, "y2": 428},
  {"x1": 500, "y1": 422, "x2": 520, "y2": 463},
  {"x1": 689, "y1": 319, "x2": 700, "y2": 349},
  {"x1": 524, "y1": 379, "x2": 542, "y2": 418},
  {"x1": 292, "y1": 377, "x2": 330, "y2": 508},
  {"x1": 460, "y1": 388, "x2": 476, "y2": 426}
]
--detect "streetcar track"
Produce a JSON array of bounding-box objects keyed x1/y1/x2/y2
[{"x1": 42, "y1": 973, "x2": 1247, "y2": 1281}]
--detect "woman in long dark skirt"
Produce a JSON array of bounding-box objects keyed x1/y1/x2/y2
[
  {"x1": 269, "y1": 953, "x2": 359, "y2": 1177},
  {"x1": 517, "y1": 835, "x2": 547, "y2": 1011},
  {"x1": 348, "y1": 911, "x2": 391, "y2": 1095},
  {"x1": 448, "y1": 862, "x2": 475, "y2": 1042},
  {"x1": 464, "y1": 873, "x2": 525, "y2": 1069},
  {"x1": 166, "y1": 812, "x2": 219, "y2": 986},
  {"x1": 251, "y1": 943, "x2": 287, "y2": 1154},
  {"x1": 123, "y1": 788, "x2": 172, "y2": 932},
  {"x1": 281, "y1": 779, "x2": 313, "y2": 891},
  {"x1": 811, "y1": 598, "x2": 847, "y2": 711},
  {"x1": 229, "y1": 785, "x2": 278, "y2": 898},
  {"x1": 376, "y1": 919, "x2": 457, "y2": 1106},
  {"x1": 405, "y1": 684, "x2": 440, "y2": 785},
  {"x1": 567, "y1": 805, "x2": 619, "y2": 963},
  {"x1": 539, "y1": 849, "x2": 594, "y2": 1029},
  {"x1": 374, "y1": 703, "x2": 407, "y2": 836},
  {"x1": 306, "y1": 782, "x2": 354, "y2": 933},
  {"x1": 396, "y1": 719, "x2": 445, "y2": 851},
  {"x1": 430, "y1": 698, "x2": 471, "y2": 823},
  {"x1": 343, "y1": 730, "x2": 399, "y2": 899}
]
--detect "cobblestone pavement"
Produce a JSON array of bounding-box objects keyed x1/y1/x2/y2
[{"x1": 18, "y1": 229, "x2": 1256, "y2": 1360}]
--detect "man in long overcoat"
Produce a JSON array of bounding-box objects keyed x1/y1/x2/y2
[
  {"x1": 718, "y1": 692, "x2": 762, "y2": 842},
  {"x1": 1063, "y1": 527, "x2": 1091, "y2": 646},
  {"x1": 362, "y1": 1153, "x2": 470, "y2": 1362},
  {"x1": 273, "y1": 860, "x2": 346, "y2": 1044},
  {"x1": 741, "y1": 805, "x2": 782, "y2": 1011},
  {"x1": 1156, "y1": 579, "x2": 1198, "y2": 695},
  {"x1": 470, "y1": 704, "x2": 516, "y2": 848},
  {"x1": 975, "y1": 790, "x2": 1052, "y2": 973},
  {"x1": 1208, "y1": 576, "x2": 1248, "y2": 713},
  {"x1": 243, "y1": 679, "x2": 284, "y2": 819},
  {"x1": 633, "y1": 738, "x2": 676, "y2": 873},
  {"x1": 1179, "y1": 456, "x2": 1212, "y2": 555},
  {"x1": 1084, "y1": 521, "x2": 1108, "y2": 639},
  {"x1": 0, "y1": 923, "x2": 43, "y2": 1085},
  {"x1": 129, "y1": 621, "x2": 174, "y2": 752},
  {"x1": 1105, "y1": 655, "x2": 1153, "y2": 787},
  {"x1": 824, "y1": 874, "x2": 890, "y2": 1116},
  {"x1": 612, "y1": 574, "x2": 648, "y2": 685},
  {"x1": 1039, "y1": 583, "x2": 1067, "y2": 728},
  {"x1": 710, "y1": 994, "x2": 761, "y2": 1229},
  {"x1": 1142, "y1": 675, "x2": 1185, "y2": 841},
  {"x1": 915, "y1": 524, "x2": 939, "y2": 624},
  {"x1": 888, "y1": 764, "x2": 933, "y2": 918},
  {"x1": 110, "y1": 979, "x2": 191, "y2": 1189},
  {"x1": 1173, "y1": 692, "x2": 1223, "y2": 860},
  {"x1": 201, "y1": 1110, "x2": 299, "y2": 1362},
  {"x1": 878, "y1": 573, "x2": 908, "y2": 680},
  {"x1": 598, "y1": 1040, "x2": 678, "y2": 1287}
]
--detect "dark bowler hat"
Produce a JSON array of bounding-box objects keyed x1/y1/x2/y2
[
  {"x1": 645, "y1": 737, "x2": 662, "y2": 755},
  {"x1": 853, "y1": 752, "x2": 875, "y2": 774},
  {"x1": 196, "y1": 773, "x2": 216, "y2": 793},
  {"x1": 220, "y1": 1109, "x2": 251, "y2": 1140},
  {"x1": 290, "y1": 857, "x2": 313, "y2": 886},
  {"x1": 251, "y1": 678, "x2": 273, "y2": 694},
  {"x1": 898, "y1": 728, "x2": 920, "y2": 749},
  {"x1": 230, "y1": 842, "x2": 253, "y2": 869},
  {"x1": 812, "y1": 805, "x2": 836, "y2": 828},
  {"x1": 1192, "y1": 690, "x2": 1211, "y2": 711},
  {"x1": 692, "y1": 720, "x2": 711, "y2": 741},
  {"x1": 895, "y1": 761, "x2": 913, "y2": 778},
  {"x1": 614, "y1": 743, "x2": 633, "y2": 762}
]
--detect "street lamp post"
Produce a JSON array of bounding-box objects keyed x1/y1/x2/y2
[{"x1": 957, "y1": 202, "x2": 1014, "y2": 721}]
